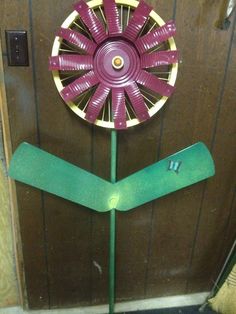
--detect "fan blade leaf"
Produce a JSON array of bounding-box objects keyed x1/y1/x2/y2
[
  {"x1": 123, "y1": 0, "x2": 152, "y2": 41},
  {"x1": 74, "y1": 0, "x2": 107, "y2": 44},
  {"x1": 60, "y1": 70, "x2": 99, "y2": 102},
  {"x1": 136, "y1": 20, "x2": 176, "y2": 54},
  {"x1": 85, "y1": 84, "x2": 110, "y2": 123},
  {"x1": 9, "y1": 143, "x2": 113, "y2": 212},
  {"x1": 136, "y1": 70, "x2": 175, "y2": 97},
  {"x1": 112, "y1": 88, "x2": 127, "y2": 129},
  {"x1": 49, "y1": 55, "x2": 93, "y2": 71},
  {"x1": 57, "y1": 28, "x2": 97, "y2": 55},
  {"x1": 141, "y1": 50, "x2": 179, "y2": 68},
  {"x1": 116, "y1": 142, "x2": 215, "y2": 211},
  {"x1": 103, "y1": 0, "x2": 121, "y2": 35},
  {"x1": 125, "y1": 82, "x2": 150, "y2": 122},
  {"x1": 9, "y1": 143, "x2": 215, "y2": 212}
]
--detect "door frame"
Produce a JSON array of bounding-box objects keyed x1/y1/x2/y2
[{"x1": 0, "y1": 37, "x2": 26, "y2": 307}]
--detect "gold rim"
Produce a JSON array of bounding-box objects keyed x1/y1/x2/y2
[{"x1": 51, "y1": 0, "x2": 178, "y2": 129}]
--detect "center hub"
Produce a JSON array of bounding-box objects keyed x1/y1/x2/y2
[
  {"x1": 112, "y1": 56, "x2": 124, "y2": 70},
  {"x1": 94, "y1": 39, "x2": 140, "y2": 88}
]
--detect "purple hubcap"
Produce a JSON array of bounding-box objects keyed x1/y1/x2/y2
[{"x1": 94, "y1": 39, "x2": 140, "y2": 88}]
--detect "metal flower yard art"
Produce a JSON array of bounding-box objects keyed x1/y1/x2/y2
[{"x1": 9, "y1": 1, "x2": 215, "y2": 313}]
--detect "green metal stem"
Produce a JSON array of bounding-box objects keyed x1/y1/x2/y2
[{"x1": 109, "y1": 130, "x2": 117, "y2": 314}]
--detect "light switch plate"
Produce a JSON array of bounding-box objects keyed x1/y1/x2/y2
[{"x1": 5, "y1": 30, "x2": 29, "y2": 66}]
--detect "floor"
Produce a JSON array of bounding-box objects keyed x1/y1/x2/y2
[
  {"x1": 127, "y1": 305, "x2": 216, "y2": 313},
  {"x1": 0, "y1": 293, "x2": 215, "y2": 314},
  {"x1": 0, "y1": 305, "x2": 217, "y2": 314}
]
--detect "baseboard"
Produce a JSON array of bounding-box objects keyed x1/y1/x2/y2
[{"x1": 0, "y1": 292, "x2": 210, "y2": 314}]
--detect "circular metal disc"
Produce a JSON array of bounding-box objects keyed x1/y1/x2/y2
[{"x1": 51, "y1": 0, "x2": 178, "y2": 129}]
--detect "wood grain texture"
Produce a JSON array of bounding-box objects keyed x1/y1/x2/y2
[
  {"x1": 0, "y1": 37, "x2": 23, "y2": 307},
  {"x1": 115, "y1": 1, "x2": 176, "y2": 303},
  {"x1": 0, "y1": 0, "x2": 50, "y2": 309},
  {"x1": 30, "y1": 0, "x2": 94, "y2": 308},
  {"x1": 0, "y1": 1, "x2": 30, "y2": 55},
  {"x1": 0, "y1": 141, "x2": 18, "y2": 307},
  {"x1": 91, "y1": 128, "x2": 110, "y2": 305},
  {"x1": 220, "y1": 190, "x2": 236, "y2": 266},
  {"x1": 187, "y1": 14, "x2": 236, "y2": 292},
  {"x1": 146, "y1": 0, "x2": 236, "y2": 298}
]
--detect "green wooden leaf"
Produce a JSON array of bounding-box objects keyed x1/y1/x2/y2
[
  {"x1": 9, "y1": 142, "x2": 215, "y2": 212},
  {"x1": 8, "y1": 142, "x2": 113, "y2": 212},
  {"x1": 116, "y1": 142, "x2": 215, "y2": 211}
]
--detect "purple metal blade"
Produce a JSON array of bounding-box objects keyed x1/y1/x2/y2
[
  {"x1": 103, "y1": 0, "x2": 121, "y2": 35},
  {"x1": 60, "y1": 70, "x2": 99, "y2": 102},
  {"x1": 112, "y1": 88, "x2": 127, "y2": 129},
  {"x1": 123, "y1": 0, "x2": 152, "y2": 41},
  {"x1": 49, "y1": 55, "x2": 93, "y2": 71},
  {"x1": 136, "y1": 20, "x2": 176, "y2": 54},
  {"x1": 85, "y1": 84, "x2": 110, "y2": 123},
  {"x1": 125, "y1": 82, "x2": 150, "y2": 122},
  {"x1": 57, "y1": 28, "x2": 97, "y2": 55},
  {"x1": 141, "y1": 50, "x2": 179, "y2": 68},
  {"x1": 136, "y1": 70, "x2": 175, "y2": 97},
  {"x1": 74, "y1": 0, "x2": 107, "y2": 44}
]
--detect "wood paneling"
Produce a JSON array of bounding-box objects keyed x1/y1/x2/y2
[
  {"x1": 187, "y1": 17, "x2": 236, "y2": 292},
  {"x1": 0, "y1": 0, "x2": 49, "y2": 308},
  {"x1": 0, "y1": 151, "x2": 18, "y2": 307},
  {"x1": 29, "y1": 0, "x2": 94, "y2": 308},
  {"x1": 91, "y1": 128, "x2": 110, "y2": 304},
  {"x1": 116, "y1": 0, "x2": 175, "y2": 301},
  {"x1": 1, "y1": 0, "x2": 236, "y2": 309},
  {"x1": 146, "y1": 0, "x2": 236, "y2": 298},
  {"x1": 0, "y1": 37, "x2": 22, "y2": 307}
]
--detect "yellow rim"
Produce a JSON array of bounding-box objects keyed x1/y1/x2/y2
[{"x1": 51, "y1": 0, "x2": 178, "y2": 129}]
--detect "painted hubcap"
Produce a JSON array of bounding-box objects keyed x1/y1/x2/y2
[{"x1": 94, "y1": 39, "x2": 140, "y2": 88}]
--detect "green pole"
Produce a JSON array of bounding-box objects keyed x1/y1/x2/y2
[{"x1": 109, "y1": 130, "x2": 117, "y2": 314}]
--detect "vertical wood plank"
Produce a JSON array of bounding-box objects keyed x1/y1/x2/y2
[
  {"x1": 187, "y1": 17, "x2": 236, "y2": 292},
  {"x1": 146, "y1": 0, "x2": 235, "y2": 297},
  {"x1": 0, "y1": 44, "x2": 19, "y2": 306},
  {"x1": 30, "y1": 0, "x2": 94, "y2": 307},
  {"x1": 0, "y1": 1, "x2": 50, "y2": 309},
  {"x1": 219, "y1": 190, "x2": 236, "y2": 266},
  {"x1": 91, "y1": 128, "x2": 110, "y2": 305},
  {"x1": 224, "y1": 189, "x2": 236, "y2": 255},
  {"x1": 0, "y1": 160, "x2": 18, "y2": 307},
  {"x1": 115, "y1": 0, "x2": 176, "y2": 303},
  {"x1": 0, "y1": 2, "x2": 30, "y2": 55}
]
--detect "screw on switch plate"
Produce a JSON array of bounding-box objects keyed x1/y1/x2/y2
[{"x1": 5, "y1": 30, "x2": 29, "y2": 66}]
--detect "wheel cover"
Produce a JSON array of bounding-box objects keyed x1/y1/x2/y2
[{"x1": 49, "y1": 0, "x2": 179, "y2": 129}]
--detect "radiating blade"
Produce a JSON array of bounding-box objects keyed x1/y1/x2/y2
[
  {"x1": 85, "y1": 84, "x2": 110, "y2": 123},
  {"x1": 116, "y1": 142, "x2": 215, "y2": 211},
  {"x1": 112, "y1": 88, "x2": 127, "y2": 129},
  {"x1": 136, "y1": 70, "x2": 175, "y2": 97},
  {"x1": 49, "y1": 55, "x2": 93, "y2": 71},
  {"x1": 57, "y1": 28, "x2": 97, "y2": 55},
  {"x1": 141, "y1": 50, "x2": 179, "y2": 68},
  {"x1": 136, "y1": 20, "x2": 176, "y2": 54},
  {"x1": 60, "y1": 70, "x2": 99, "y2": 102},
  {"x1": 103, "y1": 0, "x2": 121, "y2": 35},
  {"x1": 74, "y1": 0, "x2": 107, "y2": 44},
  {"x1": 8, "y1": 143, "x2": 113, "y2": 212},
  {"x1": 125, "y1": 82, "x2": 150, "y2": 122},
  {"x1": 123, "y1": 0, "x2": 152, "y2": 41}
]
